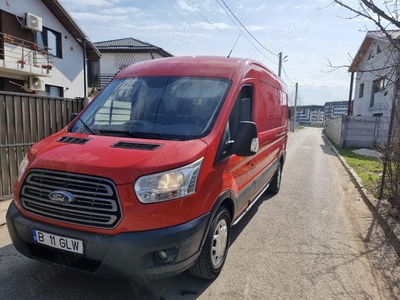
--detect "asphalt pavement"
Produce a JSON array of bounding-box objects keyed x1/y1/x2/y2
[
  {"x1": 0, "y1": 199, "x2": 11, "y2": 226},
  {"x1": 1, "y1": 128, "x2": 399, "y2": 299}
]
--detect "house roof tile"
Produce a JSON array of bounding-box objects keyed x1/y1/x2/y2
[{"x1": 94, "y1": 38, "x2": 173, "y2": 56}]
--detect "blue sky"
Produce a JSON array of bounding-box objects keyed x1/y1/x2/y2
[{"x1": 59, "y1": 0, "x2": 373, "y2": 106}]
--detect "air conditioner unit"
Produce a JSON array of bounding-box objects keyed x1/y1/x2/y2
[
  {"x1": 24, "y1": 13, "x2": 43, "y2": 32},
  {"x1": 29, "y1": 77, "x2": 45, "y2": 92}
]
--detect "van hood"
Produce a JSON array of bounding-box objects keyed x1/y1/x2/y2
[{"x1": 27, "y1": 132, "x2": 208, "y2": 185}]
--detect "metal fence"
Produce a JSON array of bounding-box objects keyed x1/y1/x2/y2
[
  {"x1": 0, "y1": 92, "x2": 83, "y2": 198},
  {"x1": 88, "y1": 74, "x2": 115, "y2": 89}
]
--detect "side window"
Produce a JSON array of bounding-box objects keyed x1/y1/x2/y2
[
  {"x1": 359, "y1": 83, "x2": 364, "y2": 98},
  {"x1": 228, "y1": 85, "x2": 253, "y2": 139}
]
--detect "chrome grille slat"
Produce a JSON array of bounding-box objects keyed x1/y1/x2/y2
[
  {"x1": 26, "y1": 175, "x2": 113, "y2": 196},
  {"x1": 22, "y1": 198, "x2": 116, "y2": 217},
  {"x1": 22, "y1": 186, "x2": 117, "y2": 211},
  {"x1": 21, "y1": 196, "x2": 117, "y2": 213},
  {"x1": 24, "y1": 205, "x2": 116, "y2": 226},
  {"x1": 20, "y1": 169, "x2": 121, "y2": 228}
]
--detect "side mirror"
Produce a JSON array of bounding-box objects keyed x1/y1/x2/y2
[
  {"x1": 232, "y1": 121, "x2": 258, "y2": 156},
  {"x1": 70, "y1": 113, "x2": 78, "y2": 123}
]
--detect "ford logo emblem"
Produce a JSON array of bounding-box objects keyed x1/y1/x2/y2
[{"x1": 48, "y1": 191, "x2": 75, "y2": 204}]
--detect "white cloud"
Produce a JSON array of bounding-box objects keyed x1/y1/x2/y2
[
  {"x1": 60, "y1": 0, "x2": 119, "y2": 9},
  {"x1": 175, "y1": 0, "x2": 197, "y2": 12},
  {"x1": 246, "y1": 25, "x2": 269, "y2": 31},
  {"x1": 244, "y1": 4, "x2": 266, "y2": 12},
  {"x1": 194, "y1": 22, "x2": 232, "y2": 30}
]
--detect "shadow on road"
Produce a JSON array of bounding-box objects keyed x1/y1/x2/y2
[
  {"x1": 0, "y1": 225, "x2": 214, "y2": 300},
  {"x1": 320, "y1": 134, "x2": 337, "y2": 156},
  {"x1": 230, "y1": 191, "x2": 275, "y2": 245}
]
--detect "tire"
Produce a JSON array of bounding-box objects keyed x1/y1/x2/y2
[
  {"x1": 189, "y1": 206, "x2": 231, "y2": 280},
  {"x1": 267, "y1": 161, "x2": 282, "y2": 194}
]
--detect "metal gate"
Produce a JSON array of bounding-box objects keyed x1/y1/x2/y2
[{"x1": 0, "y1": 92, "x2": 83, "y2": 198}]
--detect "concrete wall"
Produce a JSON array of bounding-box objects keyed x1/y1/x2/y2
[
  {"x1": 325, "y1": 115, "x2": 389, "y2": 148},
  {"x1": 324, "y1": 115, "x2": 343, "y2": 146}
]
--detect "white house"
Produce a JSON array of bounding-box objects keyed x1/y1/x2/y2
[
  {"x1": 88, "y1": 38, "x2": 172, "y2": 89},
  {"x1": 0, "y1": 0, "x2": 100, "y2": 98},
  {"x1": 350, "y1": 30, "x2": 399, "y2": 117}
]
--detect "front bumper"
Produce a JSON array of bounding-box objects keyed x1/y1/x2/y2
[{"x1": 6, "y1": 201, "x2": 209, "y2": 279}]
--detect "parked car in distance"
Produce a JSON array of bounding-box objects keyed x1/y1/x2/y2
[{"x1": 7, "y1": 56, "x2": 288, "y2": 280}]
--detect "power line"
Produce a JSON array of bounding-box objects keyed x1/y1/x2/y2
[
  {"x1": 181, "y1": 0, "x2": 256, "y2": 58},
  {"x1": 218, "y1": 0, "x2": 277, "y2": 57},
  {"x1": 281, "y1": 65, "x2": 296, "y2": 85},
  {"x1": 215, "y1": 0, "x2": 276, "y2": 64}
]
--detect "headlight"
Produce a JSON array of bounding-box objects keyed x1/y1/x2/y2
[
  {"x1": 17, "y1": 154, "x2": 29, "y2": 181},
  {"x1": 134, "y1": 157, "x2": 204, "y2": 203}
]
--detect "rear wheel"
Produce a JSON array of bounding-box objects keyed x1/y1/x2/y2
[
  {"x1": 189, "y1": 206, "x2": 231, "y2": 280},
  {"x1": 267, "y1": 161, "x2": 282, "y2": 194}
]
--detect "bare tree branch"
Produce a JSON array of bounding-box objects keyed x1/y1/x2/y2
[{"x1": 333, "y1": 0, "x2": 400, "y2": 51}]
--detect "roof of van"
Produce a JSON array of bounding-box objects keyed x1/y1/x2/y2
[{"x1": 115, "y1": 56, "x2": 279, "y2": 82}]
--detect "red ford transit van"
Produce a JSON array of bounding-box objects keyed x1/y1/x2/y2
[{"x1": 7, "y1": 56, "x2": 288, "y2": 280}]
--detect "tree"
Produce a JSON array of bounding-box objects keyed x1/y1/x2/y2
[{"x1": 333, "y1": 0, "x2": 400, "y2": 217}]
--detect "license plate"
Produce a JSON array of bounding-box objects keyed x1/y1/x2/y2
[{"x1": 32, "y1": 229, "x2": 83, "y2": 255}]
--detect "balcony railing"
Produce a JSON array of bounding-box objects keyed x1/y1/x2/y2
[
  {"x1": 0, "y1": 32, "x2": 53, "y2": 76},
  {"x1": 88, "y1": 74, "x2": 115, "y2": 89}
]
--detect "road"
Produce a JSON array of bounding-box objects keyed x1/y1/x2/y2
[{"x1": 0, "y1": 127, "x2": 399, "y2": 299}]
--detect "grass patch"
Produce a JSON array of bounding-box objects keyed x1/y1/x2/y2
[{"x1": 337, "y1": 147, "x2": 383, "y2": 197}]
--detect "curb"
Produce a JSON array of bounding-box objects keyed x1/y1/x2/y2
[{"x1": 324, "y1": 134, "x2": 400, "y2": 256}]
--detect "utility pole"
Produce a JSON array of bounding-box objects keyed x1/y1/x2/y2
[
  {"x1": 278, "y1": 52, "x2": 288, "y2": 77},
  {"x1": 292, "y1": 82, "x2": 298, "y2": 132},
  {"x1": 278, "y1": 52, "x2": 282, "y2": 77},
  {"x1": 347, "y1": 72, "x2": 354, "y2": 115}
]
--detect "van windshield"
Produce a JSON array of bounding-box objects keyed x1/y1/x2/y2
[{"x1": 70, "y1": 76, "x2": 231, "y2": 140}]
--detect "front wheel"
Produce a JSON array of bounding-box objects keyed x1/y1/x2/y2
[
  {"x1": 267, "y1": 161, "x2": 282, "y2": 194},
  {"x1": 189, "y1": 206, "x2": 231, "y2": 280}
]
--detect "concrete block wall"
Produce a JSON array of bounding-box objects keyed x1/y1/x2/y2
[
  {"x1": 324, "y1": 116, "x2": 343, "y2": 146},
  {"x1": 325, "y1": 115, "x2": 389, "y2": 148}
]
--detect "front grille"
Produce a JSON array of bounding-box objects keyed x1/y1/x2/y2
[{"x1": 19, "y1": 169, "x2": 122, "y2": 229}]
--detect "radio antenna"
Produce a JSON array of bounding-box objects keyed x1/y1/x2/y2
[{"x1": 227, "y1": 34, "x2": 241, "y2": 58}]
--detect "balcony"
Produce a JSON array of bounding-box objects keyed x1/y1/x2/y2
[{"x1": 0, "y1": 32, "x2": 53, "y2": 77}]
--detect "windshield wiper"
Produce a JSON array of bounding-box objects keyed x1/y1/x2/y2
[
  {"x1": 98, "y1": 130, "x2": 169, "y2": 140},
  {"x1": 78, "y1": 117, "x2": 96, "y2": 135}
]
